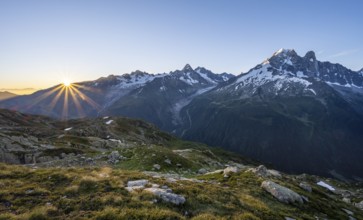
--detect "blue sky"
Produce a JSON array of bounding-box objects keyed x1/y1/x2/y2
[{"x1": 0, "y1": 0, "x2": 362, "y2": 93}]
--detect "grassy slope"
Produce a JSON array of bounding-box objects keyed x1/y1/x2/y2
[{"x1": 0, "y1": 164, "x2": 362, "y2": 220}]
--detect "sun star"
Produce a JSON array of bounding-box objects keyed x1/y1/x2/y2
[{"x1": 63, "y1": 79, "x2": 71, "y2": 87}]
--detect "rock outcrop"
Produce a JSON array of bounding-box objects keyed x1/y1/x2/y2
[
  {"x1": 144, "y1": 188, "x2": 186, "y2": 205},
  {"x1": 261, "y1": 181, "x2": 303, "y2": 204}
]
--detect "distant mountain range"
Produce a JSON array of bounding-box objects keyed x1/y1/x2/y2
[
  {"x1": 1, "y1": 49, "x2": 363, "y2": 180},
  {"x1": 0, "y1": 91, "x2": 17, "y2": 101}
]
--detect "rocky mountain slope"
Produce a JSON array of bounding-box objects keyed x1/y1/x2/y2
[
  {"x1": 0, "y1": 65, "x2": 233, "y2": 131},
  {"x1": 0, "y1": 109, "x2": 363, "y2": 219},
  {"x1": 0, "y1": 108, "x2": 248, "y2": 171},
  {"x1": 1, "y1": 49, "x2": 363, "y2": 180},
  {"x1": 177, "y1": 49, "x2": 363, "y2": 180}
]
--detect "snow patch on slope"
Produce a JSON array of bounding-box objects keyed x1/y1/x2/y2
[
  {"x1": 195, "y1": 69, "x2": 217, "y2": 84},
  {"x1": 307, "y1": 88, "x2": 316, "y2": 95},
  {"x1": 327, "y1": 81, "x2": 363, "y2": 89},
  {"x1": 105, "y1": 120, "x2": 114, "y2": 125},
  {"x1": 179, "y1": 72, "x2": 199, "y2": 85},
  {"x1": 116, "y1": 73, "x2": 165, "y2": 89},
  {"x1": 317, "y1": 181, "x2": 335, "y2": 191}
]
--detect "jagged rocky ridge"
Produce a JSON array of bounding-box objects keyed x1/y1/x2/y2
[
  {"x1": 1, "y1": 49, "x2": 363, "y2": 180},
  {"x1": 0, "y1": 65, "x2": 233, "y2": 131}
]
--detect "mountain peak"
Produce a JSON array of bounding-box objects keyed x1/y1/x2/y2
[
  {"x1": 182, "y1": 64, "x2": 194, "y2": 72},
  {"x1": 130, "y1": 70, "x2": 149, "y2": 76},
  {"x1": 304, "y1": 51, "x2": 316, "y2": 61},
  {"x1": 272, "y1": 48, "x2": 297, "y2": 57}
]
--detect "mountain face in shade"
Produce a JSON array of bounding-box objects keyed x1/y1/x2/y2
[
  {"x1": 1, "y1": 49, "x2": 363, "y2": 180},
  {"x1": 0, "y1": 91, "x2": 17, "y2": 101},
  {"x1": 175, "y1": 49, "x2": 363, "y2": 180}
]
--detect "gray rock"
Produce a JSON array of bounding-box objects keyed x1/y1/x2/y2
[
  {"x1": 249, "y1": 165, "x2": 270, "y2": 177},
  {"x1": 343, "y1": 197, "x2": 351, "y2": 203},
  {"x1": 247, "y1": 165, "x2": 282, "y2": 178},
  {"x1": 223, "y1": 166, "x2": 239, "y2": 175},
  {"x1": 144, "y1": 188, "x2": 186, "y2": 205},
  {"x1": 164, "y1": 159, "x2": 171, "y2": 165},
  {"x1": 153, "y1": 164, "x2": 161, "y2": 170},
  {"x1": 151, "y1": 184, "x2": 160, "y2": 188},
  {"x1": 268, "y1": 169, "x2": 282, "y2": 178},
  {"x1": 198, "y1": 168, "x2": 208, "y2": 174},
  {"x1": 355, "y1": 200, "x2": 363, "y2": 210},
  {"x1": 126, "y1": 179, "x2": 149, "y2": 192},
  {"x1": 127, "y1": 180, "x2": 149, "y2": 187},
  {"x1": 261, "y1": 180, "x2": 303, "y2": 204},
  {"x1": 108, "y1": 151, "x2": 124, "y2": 164},
  {"x1": 299, "y1": 182, "x2": 312, "y2": 192},
  {"x1": 125, "y1": 186, "x2": 144, "y2": 192},
  {"x1": 166, "y1": 178, "x2": 177, "y2": 183},
  {"x1": 205, "y1": 169, "x2": 224, "y2": 175}
]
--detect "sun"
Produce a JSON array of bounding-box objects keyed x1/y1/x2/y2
[{"x1": 62, "y1": 79, "x2": 71, "y2": 87}]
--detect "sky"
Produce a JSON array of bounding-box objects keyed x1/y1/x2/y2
[{"x1": 0, "y1": 0, "x2": 362, "y2": 94}]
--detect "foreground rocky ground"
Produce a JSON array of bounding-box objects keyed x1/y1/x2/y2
[
  {"x1": 0, "y1": 163, "x2": 363, "y2": 220},
  {"x1": 0, "y1": 109, "x2": 363, "y2": 219}
]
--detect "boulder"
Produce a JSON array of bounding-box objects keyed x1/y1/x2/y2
[
  {"x1": 261, "y1": 180, "x2": 303, "y2": 204},
  {"x1": 205, "y1": 169, "x2": 224, "y2": 175},
  {"x1": 127, "y1": 180, "x2": 149, "y2": 187},
  {"x1": 126, "y1": 179, "x2": 149, "y2": 192},
  {"x1": 153, "y1": 164, "x2": 161, "y2": 170},
  {"x1": 144, "y1": 188, "x2": 186, "y2": 205},
  {"x1": 108, "y1": 151, "x2": 124, "y2": 164},
  {"x1": 223, "y1": 166, "x2": 239, "y2": 175},
  {"x1": 299, "y1": 182, "x2": 312, "y2": 193},
  {"x1": 343, "y1": 197, "x2": 351, "y2": 203},
  {"x1": 248, "y1": 165, "x2": 273, "y2": 178},
  {"x1": 355, "y1": 201, "x2": 363, "y2": 210},
  {"x1": 198, "y1": 168, "x2": 208, "y2": 174},
  {"x1": 268, "y1": 169, "x2": 282, "y2": 178}
]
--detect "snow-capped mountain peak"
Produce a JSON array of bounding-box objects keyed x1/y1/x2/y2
[
  {"x1": 226, "y1": 49, "x2": 363, "y2": 98},
  {"x1": 272, "y1": 48, "x2": 297, "y2": 57},
  {"x1": 226, "y1": 49, "x2": 323, "y2": 96}
]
